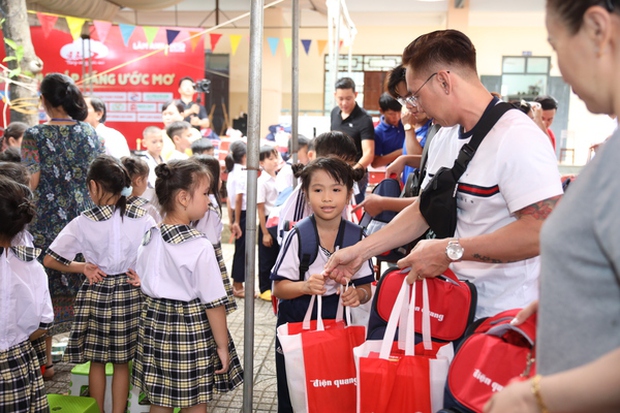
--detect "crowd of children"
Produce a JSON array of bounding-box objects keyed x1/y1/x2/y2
[{"x1": 1, "y1": 81, "x2": 376, "y2": 412}]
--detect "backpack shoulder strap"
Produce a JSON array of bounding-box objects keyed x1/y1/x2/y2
[
  {"x1": 336, "y1": 219, "x2": 365, "y2": 250},
  {"x1": 295, "y1": 215, "x2": 319, "y2": 281}
]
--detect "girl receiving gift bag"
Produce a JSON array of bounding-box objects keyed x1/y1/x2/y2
[{"x1": 354, "y1": 275, "x2": 454, "y2": 413}]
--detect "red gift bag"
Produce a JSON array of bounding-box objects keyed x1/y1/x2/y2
[
  {"x1": 277, "y1": 293, "x2": 366, "y2": 413},
  {"x1": 354, "y1": 278, "x2": 454, "y2": 413}
]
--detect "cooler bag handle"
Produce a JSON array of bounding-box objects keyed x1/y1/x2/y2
[
  {"x1": 380, "y1": 276, "x2": 433, "y2": 359},
  {"x1": 486, "y1": 318, "x2": 536, "y2": 347}
]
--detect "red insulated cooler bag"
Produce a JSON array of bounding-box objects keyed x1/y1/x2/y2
[
  {"x1": 442, "y1": 309, "x2": 537, "y2": 413},
  {"x1": 367, "y1": 267, "x2": 477, "y2": 344}
]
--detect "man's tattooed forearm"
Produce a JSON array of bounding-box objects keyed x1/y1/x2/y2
[{"x1": 515, "y1": 195, "x2": 561, "y2": 220}]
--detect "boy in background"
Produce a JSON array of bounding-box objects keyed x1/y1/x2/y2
[
  {"x1": 257, "y1": 146, "x2": 280, "y2": 302},
  {"x1": 191, "y1": 137, "x2": 215, "y2": 156},
  {"x1": 166, "y1": 121, "x2": 193, "y2": 161},
  {"x1": 141, "y1": 125, "x2": 163, "y2": 189}
]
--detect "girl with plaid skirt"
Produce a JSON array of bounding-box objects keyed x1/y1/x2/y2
[
  {"x1": 0, "y1": 176, "x2": 54, "y2": 413},
  {"x1": 193, "y1": 154, "x2": 237, "y2": 314},
  {"x1": 133, "y1": 159, "x2": 243, "y2": 412},
  {"x1": 43, "y1": 155, "x2": 156, "y2": 413},
  {"x1": 121, "y1": 155, "x2": 162, "y2": 223}
]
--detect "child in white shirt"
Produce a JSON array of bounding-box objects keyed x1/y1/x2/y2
[
  {"x1": 43, "y1": 155, "x2": 155, "y2": 413},
  {"x1": 193, "y1": 154, "x2": 237, "y2": 314},
  {"x1": 133, "y1": 158, "x2": 243, "y2": 410},
  {"x1": 0, "y1": 176, "x2": 53, "y2": 413},
  {"x1": 257, "y1": 146, "x2": 280, "y2": 301},
  {"x1": 225, "y1": 140, "x2": 249, "y2": 298}
]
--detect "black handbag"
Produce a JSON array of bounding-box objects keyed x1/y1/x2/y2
[{"x1": 418, "y1": 102, "x2": 513, "y2": 239}]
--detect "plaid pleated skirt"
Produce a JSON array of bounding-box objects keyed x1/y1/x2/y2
[
  {"x1": 213, "y1": 242, "x2": 237, "y2": 314},
  {"x1": 64, "y1": 272, "x2": 142, "y2": 364},
  {"x1": 0, "y1": 340, "x2": 49, "y2": 413},
  {"x1": 132, "y1": 296, "x2": 243, "y2": 408}
]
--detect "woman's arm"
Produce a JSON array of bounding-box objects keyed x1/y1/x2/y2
[{"x1": 485, "y1": 346, "x2": 620, "y2": 413}]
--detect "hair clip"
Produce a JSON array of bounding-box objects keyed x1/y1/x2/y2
[{"x1": 121, "y1": 186, "x2": 133, "y2": 197}]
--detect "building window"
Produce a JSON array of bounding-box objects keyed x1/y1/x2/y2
[
  {"x1": 324, "y1": 54, "x2": 400, "y2": 114},
  {"x1": 500, "y1": 56, "x2": 550, "y2": 101}
]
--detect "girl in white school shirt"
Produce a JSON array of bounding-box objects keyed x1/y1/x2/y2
[
  {"x1": 121, "y1": 155, "x2": 162, "y2": 223},
  {"x1": 225, "y1": 140, "x2": 249, "y2": 298},
  {"x1": 193, "y1": 154, "x2": 237, "y2": 314},
  {"x1": 43, "y1": 155, "x2": 155, "y2": 413},
  {"x1": 133, "y1": 159, "x2": 243, "y2": 412},
  {"x1": 0, "y1": 176, "x2": 53, "y2": 413}
]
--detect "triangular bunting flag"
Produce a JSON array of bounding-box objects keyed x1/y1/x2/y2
[
  {"x1": 65, "y1": 16, "x2": 86, "y2": 41},
  {"x1": 283, "y1": 38, "x2": 292, "y2": 57},
  {"x1": 209, "y1": 33, "x2": 222, "y2": 51},
  {"x1": 189, "y1": 31, "x2": 202, "y2": 51},
  {"x1": 339, "y1": 40, "x2": 343, "y2": 49},
  {"x1": 142, "y1": 26, "x2": 159, "y2": 45},
  {"x1": 301, "y1": 39, "x2": 312, "y2": 55},
  {"x1": 92, "y1": 20, "x2": 112, "y2": 43},
  {"x1": 267, "y1": 37, "x2": 279, "y2": 56},
  {"x1": 36, "y1": 13, "x2": 58, "y2": 38},
  {"x1": 119, "y1": 24, "x2": 136, "y2": 47},
  {"x1": 166, "y1": 29, "x2": 180, "y2": 45},
  {"x1": 317, "y1": 40, "x2": 328, "y2": 56},
  {"x1": 229, "y1": 34, "x2": 242, "y2": 56}
]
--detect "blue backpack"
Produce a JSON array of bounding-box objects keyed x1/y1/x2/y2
[{"x1": 294, "y1": 215, "x2": 364, "y2": 279}]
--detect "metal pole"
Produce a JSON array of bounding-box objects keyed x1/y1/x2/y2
[
  {"x1": 243, "y1": 0, "x2": 263, "y2": 411},
  {"x1": 291, "y1": 0, "x2": 299, "y2": 162}
]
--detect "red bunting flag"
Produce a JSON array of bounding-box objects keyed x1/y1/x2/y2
[
  {"x1": 36, "y1": 13, "x2": 58, "y2": 38},
  {"x1": 209, "y1": 33, "x2": 222, "y2": 51}
]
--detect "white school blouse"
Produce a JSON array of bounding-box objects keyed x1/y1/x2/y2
[
  {"x1": 193, "y1": 195, "x2": 222, "y2": 244},
  {"x1": 226, "y1": 163, "x2": 247, "y2": 211},
  {"x1": 137, "y1": 224, "x2": 227, "y2": 306},
  {"x1": 0, "y1": 246, "x2": 53, "y2": 350},
  {"x1": 271, "y1": 224, "x2": 374, "y2": 296},
  {"x1": 47, "y1": 205, "x2": 155, "y2": 275}
]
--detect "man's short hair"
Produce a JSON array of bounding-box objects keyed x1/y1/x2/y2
[
  {"x1": 386, "y1": 65, "x2": 406, "y2": 98},
  {"x1": 89, "y1": 96, "x2": 107, "y2": 123},
  {"x1": 178, "y1": 76, "x2": 195, "y2": 87},
  {"x1": 534, "y1": 95, "x2": 558, "y2": 111},
  {"x1": 379, "y1": 92, "x2": 402, "y2": 112},
  {"x1": 166, "y1": 121, "x2": 191, "y2": 141},
  {"x1": 402, "y1": 29, "x2": 477, "y2": 75},
  {"x1": 335, "y1": 77, "x2": 356, "y2": 92}
]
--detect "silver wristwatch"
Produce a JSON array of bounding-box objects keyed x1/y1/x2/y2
[{"x1": 445, "y1": 239, "x2": 464, "y2": 262}]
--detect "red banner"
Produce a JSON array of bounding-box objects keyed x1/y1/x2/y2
[{"x1": 1, "y1": 26, "x2": 205, "y2": 149}]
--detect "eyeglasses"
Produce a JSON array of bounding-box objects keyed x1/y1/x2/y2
[{"x1": 396, "y1": 72, "x2": 442, "y2": 108}]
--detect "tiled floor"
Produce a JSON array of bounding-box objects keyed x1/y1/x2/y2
[{"x1": 44, "y1": 242, "x2": 279, "y2": 412}]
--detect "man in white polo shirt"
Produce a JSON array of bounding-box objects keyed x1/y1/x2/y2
[{"x1": 325, "y1": 30, "x2": 563, "y2": 319}]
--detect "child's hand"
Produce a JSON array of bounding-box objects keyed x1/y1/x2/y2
[
  {"x1": 84, "y1": 263, "x2": 106, "y2": 285},
  {"x1": 231, "y1": 223, "x2": 242, "y2": 240},
  {"x1": 126, "y1": 268, "x2": 141, "y2": 287},
  {"x1": 262, "y1": 232, "x2": 273, "y2": 247},
  {"x1": 303, "y1": 273, "x2": 327, "y2": 296},
  {"x1": 214, "y1": 346, "x2": 230, "y2": 374},
  {"x1": 340, "y1": 285, "x2": 361, "y2": 308}
]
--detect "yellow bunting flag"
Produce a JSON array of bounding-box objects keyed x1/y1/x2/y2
[
  {"x1": 229, "y1": 34, "x2": 242, "y2": 56},
  {"x1": 283, "y1": 38, "x2": 292, "y2": 57},
  {"x1": 142, "y1": 26, "x2": 159, "y2": 45},
  {"x1": 317, "y1": 40, "x2": 328, "y2": 56},
  {"x1": 65, "y1": 16, "x2": 86, "y2": 41}
]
